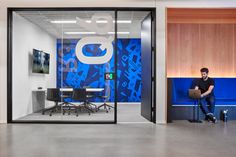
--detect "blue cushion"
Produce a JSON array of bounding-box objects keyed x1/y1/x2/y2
[{"x1": 171, "y1": 78, "x2": 236, "y2": 105}]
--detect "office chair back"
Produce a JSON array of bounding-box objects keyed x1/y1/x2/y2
[
  {"x1": 62, "y1": 91, "x2": 73, "y2": 96},
  {"x1": 47, "y1": 88, "x2": 61, "y2": 102},
  {"x1": 106, "y1": 86, "x2": 111, "y2": 101},
  {"x1": 72, "y1": 88, "x2": 87, "y2": 102},
  {"x1": 104, "y1": 81, "x2": 111, "y2": 101}
]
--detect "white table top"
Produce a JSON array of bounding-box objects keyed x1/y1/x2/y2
[
  {"x1": 86, "y1": 88, "x2": 104, "y2": 92},
  {"x1": 33, "y1": 88, "x2": 104, "y2": 92},
  {"x1": 60, "y1": 88, "x2": 104, "y2": 92}
]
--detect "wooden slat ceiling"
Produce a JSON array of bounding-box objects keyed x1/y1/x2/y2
[{"x1": 167, "y1": 8, "x2": 236, "y2": 24}]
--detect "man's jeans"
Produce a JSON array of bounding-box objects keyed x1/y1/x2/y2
[{"x1": 198, "y1": 95, "x2": 215, "y2": 115}]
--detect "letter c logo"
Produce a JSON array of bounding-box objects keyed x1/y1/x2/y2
[{"x1": 76, "y1": 36, "x2": 113, "y2": 64}]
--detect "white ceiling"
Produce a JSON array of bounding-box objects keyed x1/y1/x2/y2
[{"x1": 15, "y1": 11, "x2": 150, "y2": 38}]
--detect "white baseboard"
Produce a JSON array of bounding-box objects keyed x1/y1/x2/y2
[
  {"x1": 156, "y1": 120, "x2": 167, "y2": 124},
  {"x1": 0, "y1": 120, "x2": 7, "y2": 124}
]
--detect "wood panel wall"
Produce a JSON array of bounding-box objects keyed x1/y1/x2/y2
[
  {"x1": 168, "y1": 8, "x2": 236, "y2": 24},
  {"x1": 167, "y1": 9, "x2": 236, "y2": 77}
]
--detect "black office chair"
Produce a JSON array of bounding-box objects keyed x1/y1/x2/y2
[
  {"x1": 72, "y1": 88, "x2": 94, "y2": 116},
  {"x1": 42, "y1": 88, "x2": 62, "y2": 116},
  {"x1": 61, "y1": 91, "x2": 74, "y2": 115},
  {"x1": 83, "y1": 86, "x2": 98, "y2": 111},
  {"x1": 97, "y1": 86, "x2": 114, "y2": 113}
]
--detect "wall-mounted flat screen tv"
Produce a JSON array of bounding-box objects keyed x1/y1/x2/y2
[{"x1": 32, "y1": 49, "x2": 50, "y2": 74}]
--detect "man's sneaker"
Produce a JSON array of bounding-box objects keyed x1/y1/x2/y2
[
  {"x1": 211, "y1": 116, "x2": 217, "y2": 123},
  {"x1": 207, "y1": 113, "x2": 217, "y2": 123},
  {"x1": 205, "y1": 115, "x2": 210, "y2": 121}
]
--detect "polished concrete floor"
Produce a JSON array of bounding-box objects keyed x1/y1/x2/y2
[{"x1": 0, "y1": 121, "x2": 236, "y2": 157}]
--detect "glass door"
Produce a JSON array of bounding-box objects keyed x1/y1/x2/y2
[{"x1": 116, "y1": 11, "x2": 153, "y2": 123}]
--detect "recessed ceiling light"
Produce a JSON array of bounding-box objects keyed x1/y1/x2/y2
[
  {"x1": 50, "y1": 20, "x2": 76, "y2": 24},
  {"x1": 116, "y1": 20, "x2": 132, "y2": 23},
  {"x1": 64, "y1": 32, "x2": 96, "y2": 35},
  {"x1": 51, "y1": 20, "x2": 132, "y2": 24},
  {"x1": 85, "y1": 20, "x2": 132, "y2": 23},
  {"x1": 108, "y1": 32, "x2": 130, "y2": 35},
  {"x1": 64, "y1": 31, "x2": 130, "y2": 35}
]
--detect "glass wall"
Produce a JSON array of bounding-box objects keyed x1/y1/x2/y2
[
  {"x1": 10, "y1": 8, "x2": 155, "y2": 123},
  {"x1": 59, "y1": 11, "x2": 116, "y2": 122},
  {"x1": 11, "y1": 10, "x2": 116, "y2": 122}
]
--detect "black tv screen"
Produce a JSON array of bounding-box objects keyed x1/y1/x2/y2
[{"x1": 32, "y1": 49, "x2": 50, "y2": 74}]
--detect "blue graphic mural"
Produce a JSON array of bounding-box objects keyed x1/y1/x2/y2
[{"x1": 57, "y1": 38, "x2": 141, "y2": 102}]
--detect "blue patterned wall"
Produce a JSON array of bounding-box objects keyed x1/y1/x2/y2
[{"x1": 57, "y1": 38, "x2": 141, "y2": 102}]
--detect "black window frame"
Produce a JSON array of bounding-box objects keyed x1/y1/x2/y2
[{"x1": 7, "y1": 7, "x2": 156, "y2": 124}]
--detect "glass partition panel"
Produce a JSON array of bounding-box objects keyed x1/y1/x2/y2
[
  {"x1": 59, "y1": 11, "x2": 116, "y2": 122},
  {"x1": 11, "y1": 10, "x2": 116, "y2": 123}
]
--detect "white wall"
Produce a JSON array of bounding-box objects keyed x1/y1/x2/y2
[
  {"x1": 12, "y1": 12, "x2": 56, "y2": 120},
  {"x1": 1, "y1": 0, "x2": 236, "y2": 123}
]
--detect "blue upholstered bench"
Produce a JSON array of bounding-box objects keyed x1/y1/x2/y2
[
  {"x1": 168, "y1": 78, "x2": 236, "y2": 120},
  {"x1": 171, "y1": 78, "x2": 236, "y2": 106}
]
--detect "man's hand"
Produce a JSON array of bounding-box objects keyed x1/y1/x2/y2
[{"x1": 201, "y1": 94, "x2": 204, "y2": 98}]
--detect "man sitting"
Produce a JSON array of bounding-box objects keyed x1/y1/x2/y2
[{"x1": 195, "y1": 68, "x2": 217, "y2": 123}]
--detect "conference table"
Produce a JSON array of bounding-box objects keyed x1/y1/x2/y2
[
  {"x1": 32, "y1": 88, "x2": 104, "y2": 113},
  {"x1": 33, "y1": 87, "x2": 104, "y2": 92},
  {"x1": 60, "y1": 88, "x2": 104, "y2": 92}
]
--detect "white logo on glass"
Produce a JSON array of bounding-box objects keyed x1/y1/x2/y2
[{"x1": 75, "y1": 13, "x2": 114, "y2": 64}]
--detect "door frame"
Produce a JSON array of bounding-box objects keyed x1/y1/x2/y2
[{"x1": 7, "y1": 7, "x2": 156, "y2": 124}]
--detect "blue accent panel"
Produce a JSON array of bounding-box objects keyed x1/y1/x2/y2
[
  {"x1": 57, "y1": 38, "x2": 141, "y2": 102},
  {"x1": 171, "y1": 78, "x2": 236, "y2": 105},
  {"x1": 117, "y1": 39, "x2": 141, "y2": 102}
]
